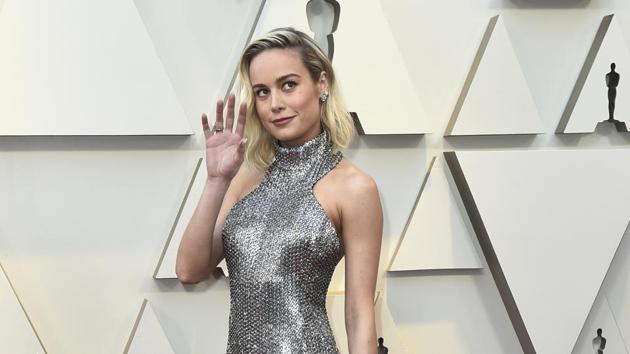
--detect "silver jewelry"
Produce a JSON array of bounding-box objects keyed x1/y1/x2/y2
[
  {"x1": 319, "y1": 90, "x2": 329, "y2": 103},
  {"x1": 212, "y1": 125, "x2": 224, "y2": 134}
]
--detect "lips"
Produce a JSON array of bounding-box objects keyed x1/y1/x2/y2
[{"x1": 272, "y1": 115, "x2": 295, "y2": 126}]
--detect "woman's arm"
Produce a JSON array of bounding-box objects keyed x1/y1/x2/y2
[
  {"x1": 175, "y1": 176, "x2": 231, "y2": 283},
  {"x1": 340, "y1": 172, "x2": 383, "y2": 354},
  {"x1": 176, "y1": 96, "x2": 248, "y2": 283},
  {"x1": 176, "y1": 162, "x2": 257, "y2": 283}
]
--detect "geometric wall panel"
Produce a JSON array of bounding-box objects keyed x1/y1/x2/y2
[
  {"x1": 445, "y1": 150, "x2": 630, "y2": 354},
  {"x1": 444, "y1": 15, "x2": 544, "y2": 136},
  {"x1": 0, "y1": 261, "x2": 46, "y2": 353},
  {"x1": 602, "y1": 220, "x2": 630, "y2": 353},
  {"x1": 374, "y1": 292, "x2": 408, "y2": 354},
  {"x1": 388, "y1": 156, "x2": 482, "y2": 271},
  {"x1": 256, "y1": 0, "x2": 430, "y2": 135},
  {"x1": 572, "y1": 289, "x2": 628, "y2": 354},
  {"x1": 0, "y1": 150, "x2": 202, "y2": 352},
  {"x1": 133, "y1": 0, "x2": 265, "y2": 123},
  {"x1": 0, "y1": 0, "x2": 191, "y2": 136},
  {"x1": 123, "y1": 299, "x2": 175, "y2": 354},
  {"x1": 154, "y1": 157, "x2": 203, "y2": 279},
  {"x1": 387, "y1": 272, "x2": 523, "y2": 354},
  {"x1": 154, "y1": 157, "x2": 227, "y2": 279},
  {"x1": 558, "y1": 14, "x2": 630, "y2": 134}
]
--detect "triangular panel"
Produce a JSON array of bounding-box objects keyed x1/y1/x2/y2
[
  {"x1": 0, "y1": 262, "x2": 46, "y2": 353},
  {"x1": 124, "y1": 299, "x2": 175, "y2": 354},
  {"x1": 445, "y1": 15, "x2": 543, "y2": 136},
  {"x1": 0, "y1": 0, "x2": 191, "y2": 135},
  {"x1": 374, "y1": 292, "x2": 408, "y2": 354},
  {"x1": 559, "y1": 14, "x2": 630, "y2": 133},
  {"x1": 572, "y1": 289, "x2": 627, "y2": 354},
  {"x1": 133, "y1": 0, "x2": 264, "y2": 127},
  {"x1": 602, "y1": 221, "x2": 630, "y2": 351},
  {"x1": 389, "y1": 156, "x2": 482, "y2": 271},
  {"x1": 155, "y1": 157, "x2": 228, "y2": 279},
  {"x1": 445, "y1": 150, "x2": 630, "y2": 353}
]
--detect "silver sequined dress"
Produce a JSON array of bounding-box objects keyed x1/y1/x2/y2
[{"x1": 222, "y1": 128, "x2": 344, "y2": 353}]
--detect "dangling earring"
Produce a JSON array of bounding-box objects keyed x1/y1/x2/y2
[{"x1": 319, "y1": 90, "x2": 329, "y2": 103}]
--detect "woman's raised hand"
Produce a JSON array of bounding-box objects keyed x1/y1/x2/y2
[{"x1": 202, "y1": 93, "x2": 247, "y2": 182}]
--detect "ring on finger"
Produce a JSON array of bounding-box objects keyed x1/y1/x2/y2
[{"x1": 212, "y1": 125, "x2": 224, "y2": 134}]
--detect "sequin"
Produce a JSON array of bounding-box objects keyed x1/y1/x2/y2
[{"x1": 222, "y1": 128, "x2": 344, "y2": 353}]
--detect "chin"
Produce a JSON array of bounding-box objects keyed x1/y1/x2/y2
[
  {"x1": 267, "y1": 124, "x2": 297, "y2": 139},
  {"x1": 265, "y1": 120, "x2": 316, "y2": 143},
  {"x1": 271, "y1": 130, "x2": 298, "y2": 143}
]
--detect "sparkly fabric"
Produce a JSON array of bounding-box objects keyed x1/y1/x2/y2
[{"x1": 222, "y1": 128, "x2": 344, "y2": 354}]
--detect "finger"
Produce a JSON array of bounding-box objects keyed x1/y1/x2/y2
[
  {"x1": 237, "y1": 137, "x2": 247, "y2": 158},
  {"x1": 235, "y1": 102, "x2": 247, "y2": 137},
  {"x1": 214, "y1": 99, "x2": 224, "y2": 134},
  {"x1": 201, "y1": 113, "x2": 211, "y2": 140},
  {"x1": 237, "y1": 130, "x2": 248, "y2": 151},
  {"x1": 225, "y1": 93, "x2": 235, "y2": 133}
]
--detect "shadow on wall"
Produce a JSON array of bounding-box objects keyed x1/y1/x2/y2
[
  {"x1": 305, "y1": 0, "x2": 340, "y2": 60},
  {"x1": 497, "y1": 0, "x2": 591, "y2": 8}
]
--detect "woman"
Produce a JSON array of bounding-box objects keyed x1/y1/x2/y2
[{"x1": 175, "y1": 27, "x2": 383, "y2": 354}]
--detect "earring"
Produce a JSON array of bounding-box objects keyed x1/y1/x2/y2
[{"x1": 319, "y1": 90, "x2": 329, "y2": 103}]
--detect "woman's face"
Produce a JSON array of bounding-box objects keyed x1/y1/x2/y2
[{"x1": 249, "y1": 48, "x2": 326, "y2": 147}]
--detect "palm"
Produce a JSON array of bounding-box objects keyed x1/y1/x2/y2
[
  {"x1": 202, "y1": 94, "x2": 247, "y2": 180},
  {"x1": 205, "y1": 131, "x2": 242, "y2": 179}
]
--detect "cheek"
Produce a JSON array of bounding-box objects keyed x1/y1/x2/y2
[
  {"x1": 255, "y1": 100, "x2": 269, "y2": 118},
  {"x1": 293, "y1": 88, "x2": 317, "y2": 111}
]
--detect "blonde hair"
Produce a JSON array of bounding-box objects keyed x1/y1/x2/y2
[{"x1": 237, "y1": 27, "x2": 356, "y2": 171}]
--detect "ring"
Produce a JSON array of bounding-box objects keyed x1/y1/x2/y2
[{"x1": 212, "y1": 126, "x2": 224, "y2": 134}]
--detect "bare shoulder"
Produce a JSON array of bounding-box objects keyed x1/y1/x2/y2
[
  {"x1": 330, "y1": 157, "x2": 379, "y2": 195},
  {"x1": 330, "y1": 157, "x2": 382, "y2": 242},
  {"x1": 326, "y1": 157, "x2": 380, "y2": 216}
]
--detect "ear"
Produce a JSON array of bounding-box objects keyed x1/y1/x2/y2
[{"x1": 317, "y1": 71, "x2": 329, "y2": 93}]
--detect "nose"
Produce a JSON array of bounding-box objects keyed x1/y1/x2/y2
[{"x1": 270, "y1": 90, "x2": 285, "y2": 113}]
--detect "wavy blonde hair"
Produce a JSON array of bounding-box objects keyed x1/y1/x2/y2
[{"x1": 237, "y1": 27, "x2": 356, "y2": 171}]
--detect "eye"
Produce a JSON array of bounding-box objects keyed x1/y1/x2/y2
[
  {"x1": 282, "y1": 80, "x2": 297, "y2": 90},
  {"x1": 254, "y1": 88, "x2": 269, "y2": 98}
]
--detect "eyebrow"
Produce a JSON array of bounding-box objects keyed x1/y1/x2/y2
[{"x1": 252, "y1": 73, "x2": 300, "y2": 89}]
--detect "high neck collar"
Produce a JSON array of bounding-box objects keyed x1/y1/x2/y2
[{"x1": 272, "y1": 129, "x2": 331, "y2": 169}]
